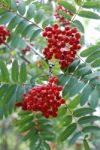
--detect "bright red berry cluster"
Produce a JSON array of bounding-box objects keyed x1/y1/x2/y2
[
  {"x1": 22, "y1": 46, "x2": 31, "y2": 54},
  {"x1": 54, "y1": 5, "x2": 73, "y2": 25},
  {"x1": 16, "y1": 76, "x2": 65, "y2": 118},
  {"x1": 0, "y1": 25, "x2": 10, "y2": 44},
  {"x1": 42, "y1": 24, "x2": 81, "y2": 69}
]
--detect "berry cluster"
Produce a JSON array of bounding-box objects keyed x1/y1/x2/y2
[
  {"x1": 0, "y1": 25, "x2": 10, "y2": 44},
  {"x1": 16, "y1": 76, "x2": 65, "y2": 118},
  {"x1": 54, "y1": 5, "x2": 73, "y2": 25},
  {"x1": 22, "y1": 46, "x2": 31, "y2": 54},
  {"x1": 42, "y1": 24, "x2": 81, "y2": 69}
]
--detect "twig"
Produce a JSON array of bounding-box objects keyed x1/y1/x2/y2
[
  {"x1": 18, "y1": 54, "x2": 31, "y2": 64},
  {"x1": 26, "y1": 42, "x2": 45, "y2": 60},
  {"x1": 77, "y1": 54, "x2": 95, "y2": 73},
  {"x1": 4, "y1": 43, "x2": 32, "y2": 64}
]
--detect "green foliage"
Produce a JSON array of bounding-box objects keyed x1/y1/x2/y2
[
  {"x1": 59, "y1": 123, "x2": 77, "y2": 141},
  {"x1": 59, "y1": 1, "x2": 76, "y2": 13},
  {"x1": 16, "y1": 112, "x2": 54, "y2": 150},
  {"x1": 84, "y1": 139, "x2": 90, "y2": 150},
  {"x1": 78, "y1": 10, "x2": 100, "y2": 19}
]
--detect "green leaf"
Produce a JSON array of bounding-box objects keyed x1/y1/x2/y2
[
  {"x1": 78, "y1": 10, "x2": 100, "y2": 19},
  {"x1": 80, "y1": 84, "x2": 92, "y2": 106},
  {"x1": 68, "y1": 58, "x2": 80, "y2": 73},
  {"x1": 59, "y1": 123, "x2": 76, "y2": 141},
  {"x1": 69, "y1": 131, "x2": 82, "y2": 145},
  {"x1": 78, "y1": 116, "x2": 100, "y2": 125},
  {"x1": 43, "y1": 142, "x2": 51, "y2": 150},
  {"x1": 42, "y1": 19, "x2": 50, "y2": 28},
  {"x1": 61, "y1": 115, "x2": 72, "y2": 127},
  {"x1": 91, "y1": 58, "x2": 100, "y2": 67},
  {"x1": 0, "y1": 85, "x2": 9, "y2": 99},
  {"x1": 15, "y1": 20, "x2": 28, "y2": 35},
  {"x1": 58, "y1": 74, "x2": 70, "y2": 86},
  {"x1": 82, "y1": 126, "x2": 100, "y2": 133},
  {"x1": 60, "y1": 1, "x2": 76, "y2": 13},
  {"x1": 19, "y1": 122, "x2": 34, "y2": 132},
  {"x1": 62, "y1": 77, "x2": 76, "y2": 96},
  {"x1": 34, "y1": 9, "x2": 44, "y2": 23},
  {"x1": 18, "y1": 0, "x2": 26, "y2": 15},
  {"x1": 0, "y1": 85, "x2": 17, "y2": 106},
  {"x1": 26, "y1": 4, "x2": 35, "y2": 19},
  {"x1": 84, "y1": 139, "x2": 90, "y2": 150},
  {"x1": 69, "y1": 95, "x2": 80, "y2": 109},
  {"x1": 86, "y1": 51, "x2": 100, "y2": 63},
  {"x1": 10, "y1": 35, "x2": 26, "y2": 49},
  {"x1": 0, "y1": 60, "x2": 9, "y2": 82},
  {"x1": 8, "y1": 16, "x2": 22, "y2": 30},
  {"x1": 59, "y1": 10, "x2": 72, "y2": 21},
  {"x1": 83, "y1": 1, "x2": 100, "y2": 9},
  {"x1": 10, "y1": 0, "x2": 17, "y2": 11},
  {"x1": 89, "y1": 89, "x2": 99, "y2": 108},
  {"x1": 79, "y1": 66, "x2": 92, "y2": 77},
  {"x1": 30, "y1": 29, "x2": 42, "y2": 41},
  {"x1": 80, "y1": 44, "x2": 100, "y2": 57},
  {"x1": 74, "y1": 0, "x2": 83, "y2": 6},
  {"x1": 0, "y1": 12, "x2": 15, "y2": 24},
  {"x1": 69, "y1": 81, "x2": 84, "y2": 97},
  {"x1": 84, "y1": 71, "x2": 100, "y2": 80},
  {"x1": 73, "y1": 107, "x2": 95, "y2": 117},
  {"x1": 12, "y1": 60, "x2": 19, "y2": 82},
  {"x1": 20, "y1": 62, "x2": 27, "y2": 83},
  {"x1": 21, "y1": 24, "x2": 34, "y2": 38},
  {"x1": 72, "y1": 20, "x2": 84, "y2": 33}
]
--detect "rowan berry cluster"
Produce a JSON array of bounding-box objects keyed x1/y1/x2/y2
[
  {"x1": 54, "y1": 5, "x2": 73, "y2": 25},
  {"x1": 42, "y1": 24, "x2": 81, "y2": 69},
  {"x1": 0, "y1": 25, "x2": 10, "y2": 45},
  {"x1": 22, "y1": 46, "x2": 31, "y2": 54},
  {"x1": 16, "y1": 76, "x2": 65, "y2": 118}
]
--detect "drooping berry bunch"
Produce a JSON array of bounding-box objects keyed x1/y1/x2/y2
[
  {"x1": 0, "y1": 25, "x2": 10, "y2": 44},
  {"x1": 54, "y1": 5, "x2": 73, "y2": 25},
  {"x1": 22, "y1": 46, "x2": 31, "y2": 54},
  {"x1": 42, "y1": 24, "x2": 81, "y2": 69},
  {"x1": 16, "y1": 76, "x2": 65, "y2": 118}
]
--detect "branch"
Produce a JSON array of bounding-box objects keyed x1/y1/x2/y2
[
  {"x1": 1, "y1": 5, "x2": 43, "y2": 31},
  {"x1": 77, "y1": 54, "x2": 95, "y2": 73}
]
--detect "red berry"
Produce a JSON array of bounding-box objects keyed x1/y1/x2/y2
[{"x1": 53, "y1": 24, "x2": 59, "y2": 30}]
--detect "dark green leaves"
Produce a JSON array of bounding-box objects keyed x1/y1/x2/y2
[
  {"x1": 10, "y1": 0, "x2": 17, "y2": 11},
  {"x1": 72, "y1": 20, "x2": 84, "y2": 33},
  {"x1": 89, "y1": 89, "x2": 99, "y2": 108},
  {"x1": 30, "y1": 29, "x2": 42, "y2": 41},
  {"x1": 34, "y1": 9, "x2": 44, "y2": 24},
  {"x1": 18, "y1": 0, "x2": 26, "y2": 15},
  {"x1": 78, "y1": 10, "x2": 100, "y2": 19},
  {"x1": 82, "y1": 126, "x2": 100, "y2": 133},
  {"x1": 20, "y1": 62, "x2": 27, "y2": 83},
  {"x1": 80, "y1": 84, "x2": 92, "y2": 106},
  {"x1": 59, "y1": 123, "x2": 77, "y2": 141},
  {"x1": 16, "y1": 112, "x2": 54, "y2": 150},
  {"x1": 82, "y1": 1, "x2": 100, "y2": 9},
  {"x1": 73, "y1": 107, "x2": 95, "y2": 117},
  {"x1": 84, "y1": 139, "x2": 90, "y2": 150},
  {"x1": 0, "y1": 60, "x2": 9, "y2": 82},
  {"x1": 60, "y1": 1, "x2": 76, "y2": 13},
  {"x1": 59, "y1": 10, "x2": 72, "y2": 20},
  {"x1": 0, "y1": 85, "x2": 16, "y2": 106},
  {"x1": 26, "y1": 4, "x2": 35, "y2": 19},
  {"x1": 11, "y1": 60, "x2": 19, "y2": 82},
  {"x1": 78, "y1": 116, "x2": 100, "y2": 125},
  {"x1": 80, "y1": 44, "x2": 100, "y2": 57}
]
